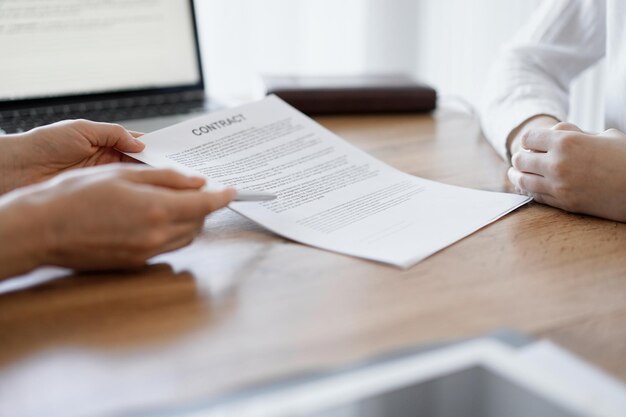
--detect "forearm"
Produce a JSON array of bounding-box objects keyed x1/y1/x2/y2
[
  {"x1": 481, "y1": 0, "x2": 604, "y2": 161},
  {"x1": 0, "y1": 193, "x2": 47, "y2": 280},
  {"x1": 481, "y1": 57, "x2": 568, "y2": 160}
]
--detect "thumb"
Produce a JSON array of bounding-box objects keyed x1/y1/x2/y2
[
  {"x1": 123, "y1": 167, "x2": 207, "y2": 190},
  {"x1": 78, "y1": 120, "x2": 145, "y2": 153},
  {"x1": 551, "y1": 121, "x2": 583, "y2": 133}
]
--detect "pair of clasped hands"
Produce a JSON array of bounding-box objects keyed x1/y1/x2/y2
[
  {"x1": 507, "y1": 116, "x2": 626, "y2": 223},
  {"x1": 0, "y1": 120, "x2": 236, "y2": 280}
]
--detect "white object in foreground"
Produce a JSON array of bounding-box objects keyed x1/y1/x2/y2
[
  {"x1": 128, "y1": 95, "x2": 530, "y2": 268},
  {"x1": 182, "y1": 339, "x2": 626, "y2": 417}
]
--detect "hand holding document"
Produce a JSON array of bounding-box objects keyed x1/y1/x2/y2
[{"x1": 128, "y1": 96, "x2": 530, "y2": 268}]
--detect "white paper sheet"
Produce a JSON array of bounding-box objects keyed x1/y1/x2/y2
[{"x1": 127, "y1": 95, "x2": 530, "y2": 268}]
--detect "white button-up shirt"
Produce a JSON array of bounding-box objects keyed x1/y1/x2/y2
[{"x1": 481, "y1": 0, "x2": 625, "y2": 160}]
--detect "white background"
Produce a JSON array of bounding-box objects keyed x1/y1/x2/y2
[{"x1": 195, "y1": 0, "x2": 605, "y2": 132}]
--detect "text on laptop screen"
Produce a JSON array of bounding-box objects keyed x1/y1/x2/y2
[{"x1": 0, "y1": 0, "x2": 201, "y2": 101}]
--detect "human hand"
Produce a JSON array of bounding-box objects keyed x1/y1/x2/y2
[
  {"x1": 508, "y1": 122, "x2": 626, "y2": 222},
  {"x1": 0, "y1": 164, "x2": 235, "y2": 278},
  {"x1": 0, "y1": 119, "x2": 144, "y2": 194}
]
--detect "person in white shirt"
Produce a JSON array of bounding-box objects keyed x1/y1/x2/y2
[{"x1": 481, "y1": 0, "x2": 626, "y2": 222}]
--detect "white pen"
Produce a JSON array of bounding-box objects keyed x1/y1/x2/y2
[
  {"x1": 203, "y1": 184, "x2": 276, "y2": 202},
  {"x1": 233, "y1": 190, "x2": 277, "y2": 202}
]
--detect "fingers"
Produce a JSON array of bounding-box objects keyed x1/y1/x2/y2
[
  {"x1": 530, "y1": 192, "x2": 561, "y2": 207},
  {"x1": 151, "y1": 221, "x2": 205, "y2": 255},
  {"x1": 103, "y1": 221, "x2": 204, "y2": 266},
  {"x1": 162, "y1": 188, "x2": 237, "y2": 221},
  {"x1": 121, "y1": 167, "x2": 235, "y2": 219},
  {"x1": 511, "y1": 150, "x2": 550, "y2": 176},
  {"x1": 118, "y1": 154, "x2": 145, "y2": 164},
  {"x1": 132, "y1": 188, "x2": 233, "y2": 259},
  {"x1": 71, "y1": 119, "x2": 145, "y2": 153},
  {"x1": 153, "y1": 233, "x2": 198, "y2": 257},
  {"x1": 521, "y1": 122, "x2": 585, "y2": 152},
  {"x1": 137, "y1": 221, "x2": 205, "y2": 260},
  {"x1": 520, "y1": 129, "x2": 551, "y2": 152},
  {"x1": 128, "y1": 130, "x2": 145, "y2": 139},
  {"x1": 507, "y1": 167, "x2": 553, "y2": 195},
  {"x1": 123, "y1": 167, "x2": 207, "y2": 190}
]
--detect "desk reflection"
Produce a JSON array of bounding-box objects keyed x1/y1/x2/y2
[{"x1": 0, "y1": 263, "x2": 222, "y2": 369}]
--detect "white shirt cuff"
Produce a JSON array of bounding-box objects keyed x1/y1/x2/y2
[{"x1": 481, "y1": 100, "x2": 566, "y2": 160}]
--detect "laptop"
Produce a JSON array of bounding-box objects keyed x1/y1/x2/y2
[{"x1": 0, "y1": 0, "x2": 216, "y2": 135}]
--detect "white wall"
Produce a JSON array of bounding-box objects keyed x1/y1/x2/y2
[
  {"x1": 195, "y1": 0, "x2": 368, "y2": 100},
  {"x1": 411, "y1": 0, "x2": 604, "y2": 131},
  {"x1": 364, "y1": 0, "x2": 419, "y2": 73},
  {"x1": 195, "y1": 0, "x2": 604, "y2": 131},
  {"x1": 412, "y1": 0, "x2": 539, "y2": 105}
]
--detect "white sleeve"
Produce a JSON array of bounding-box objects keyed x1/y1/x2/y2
[{"x1": 480, "y1": 0, "x2": 606, "y2": 160}]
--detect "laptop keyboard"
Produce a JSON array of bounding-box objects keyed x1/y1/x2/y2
[{"x1": 0, "y1": 92, "x2": 205, "y2": 134}]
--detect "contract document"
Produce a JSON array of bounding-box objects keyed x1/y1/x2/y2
[{"x1": 128, "y1": 96, "x2": 530, "y2": 268}]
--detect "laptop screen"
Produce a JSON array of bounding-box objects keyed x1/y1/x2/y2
[{"x1": 0, "y1": 0, "x2": 202, "y2": 102}]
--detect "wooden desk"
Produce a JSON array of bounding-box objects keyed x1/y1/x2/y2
[{"x1": 1, "y1": 109, "x2": 626, "y2": 417}]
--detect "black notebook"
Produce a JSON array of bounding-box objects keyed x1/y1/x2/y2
[{"x1": 263, "y1": 74, "x2": 437, "y2": 115}]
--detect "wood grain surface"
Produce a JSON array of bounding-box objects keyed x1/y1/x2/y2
[{"x1": 1, "y1": 108, "x2": 625, "y2": 417}]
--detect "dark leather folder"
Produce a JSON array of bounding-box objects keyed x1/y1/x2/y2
[{"x1": 263, "y1": 74, "x2": 437, "y2": 115}]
